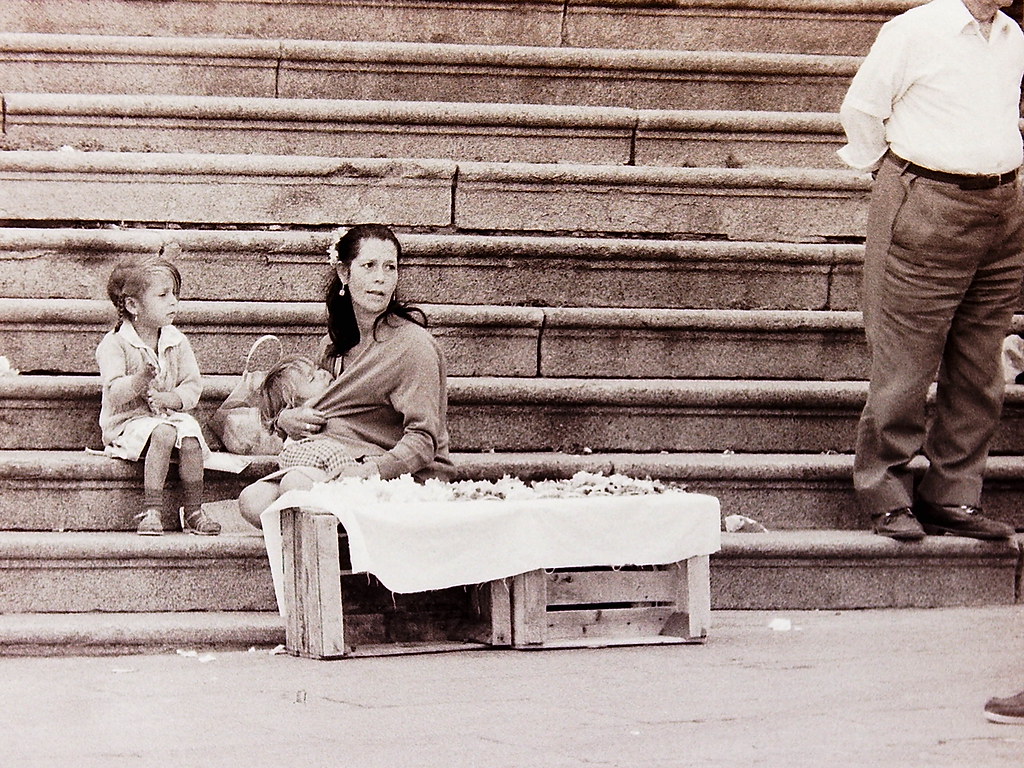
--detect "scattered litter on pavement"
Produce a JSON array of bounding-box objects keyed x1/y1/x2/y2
[
  {"x1": 768, "y1": 618, "x2": 793, "y2": 632},
  {"x1": 724, "y1": 514, "x2": 768, "y2": 533},
  {"x1": 270, "y1": 644, "x2": 288, "y2": 656},
  {"x1": 176, "y1": 649, "x2": 216, "y2": 662}
]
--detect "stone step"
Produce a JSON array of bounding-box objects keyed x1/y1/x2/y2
[
  {"x1": 0, "y1": 93, "x2": 848, "y2": 169},
  {"x1": 0, "y1": 34, "x2": 860, "y2": 111},
  {"x1": 0, "y1": 151, "x2": 868, "y2": 241},
  {"x1": 0, "y1": 531, "x2": 1016, "y2": 624},
  {"x1": 0, "y1": 298, "x2": 872, "y2": 380},
  {"x1": 0, "y1": 298, "x2": 546, "y2": 378},
  {"x1": 4, "y1": 450, "x2": 1023, "y2": 533},
  {"x1": 0, "y1": 531, "x2": 277, "y2": 612},
  {"x1": 555, "y1": 0, "x2": 915, "y2": 56},
  {"x1": 0, "y1": 611, "x2": 284, "y2": 656},
  {"x1": 0, "y1": 450, "x2": 278, "y2": 532},
  {"x1": 6, "y1": 374, "x2": 1024, "y2": 456},
  {"x1": 713, "y1": 530, "x2": 1021, "y2": 609},
  {"x1": 2, "y1": 0, "x2": 912, "y2": 55},
  {"x1": 0, "y1": 228, "x2": 863, "y2": 311},
  {"x1": 3, "y1": 375, "x2": 864, "y2": 453}
]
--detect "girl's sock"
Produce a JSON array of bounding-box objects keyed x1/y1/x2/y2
[
  {"x1": 143, "y1": 488, "x2": 164, "y2": 511},
  {"x1": 181, "y1": 481, "x2": 203, "y2": 516}
]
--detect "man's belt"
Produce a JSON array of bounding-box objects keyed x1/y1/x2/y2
[{"x1": 893, "y1": 154, "x2": 1017, "y2": 191}]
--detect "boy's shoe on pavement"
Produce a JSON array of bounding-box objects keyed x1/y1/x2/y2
[
  {"x1": 183, "y1": 507, "x2": 221, "y2": 536},
  {"x1": 136, "y1": 508, "x2": 164, "y2": 536},
  {"x1": 984, "y1": 690, "x2": 1024, "y2": 724},
  {"x1": 871, "y1": 507, "x2": 925, "y2": 541}
]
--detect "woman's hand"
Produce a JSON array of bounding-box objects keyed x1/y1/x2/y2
[
  {"x1": 334, "y1": 461, "x2": 380, "y2": 479},
  {"x1": 276, "y1": 405, "x2": 328, "y2": 439}
]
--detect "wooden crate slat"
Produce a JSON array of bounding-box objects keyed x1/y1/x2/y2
[
  {"x1": 515, "y1": 635, "x2": 697, "y2": 650},
  {"x1": 281, "y1": 510, "x2": 347, "y2": 658},
  {"x1": 471, "y1": 578, "x2": 513, "y2": 646},
  {"x1": 343, "y1": 640, "x2": 496, "y2": 658},
  {"x1": 511, "y1": 569, "x2": 547, "y2": 647},
  {"x1": 544, "y1": 605, "x2": 675, "y2": 640},
  {"x1": 685, "y1": 555, "x2": 712, "y2": 640},
  {"x1": 545, "y1": 567, "x2": 677, "y2": 606},
  {"x1": 281, "y1": 509, "x2": 303, "y2": 654},
  {"x1": 310, "y1": 511, "x2": 346, "y2": 658}
]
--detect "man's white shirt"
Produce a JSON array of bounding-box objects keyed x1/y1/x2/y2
[{"x1": 839, "y1": 0, "x2": 1024, "y2": 174}]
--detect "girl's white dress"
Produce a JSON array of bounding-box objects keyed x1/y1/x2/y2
[{"x1": 107, "y1": 411, "x2": 208, "y2": 461}]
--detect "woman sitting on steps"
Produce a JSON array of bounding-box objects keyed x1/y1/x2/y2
[{"x1": 237, "y1": 223, "x2": 454, "y2": 529}]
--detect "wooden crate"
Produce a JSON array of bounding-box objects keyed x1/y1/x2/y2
[
  {"x1": 280, "y1": 508, "x2": 512, "y2": 659},
  {"x1": 510, "y1": 557, "x2": 711, "y2": 649}
]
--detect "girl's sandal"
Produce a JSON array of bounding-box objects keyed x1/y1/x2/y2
[
  {"x1": 136, "y1": 508, "x2": 165, "y2": 536},
  {"x1": 183, "y1": 508, "x2": 222, "y2": 536}
]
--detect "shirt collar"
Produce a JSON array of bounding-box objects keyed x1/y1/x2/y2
[
  {"x1": 117, "y1": 320, "x2": 185, "y2": 357},
  {"x1": 940, "y1": 0, "x2": 1014, "y2": 38}
]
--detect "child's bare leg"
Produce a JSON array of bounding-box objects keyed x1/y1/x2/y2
[
  {"x1": 143, "y1": 424, "x2": 177, "y2": 500},
  {"x1": 280, "y1": 467, "x2": 329, "y2": 493},
  {"x1": 139, "y1": 424, "x2": 177, "y2": 535},
  {"x1": 238, "y1": 480, "x2": 282, "y2": 530},
  {"x1": 179, "y1": 436, "x2": 219, "y2": 535},
  {"x1": 178, "y1": 435, "x2": 203, "y2": 513},
  {"x1": 237, "y1": 468, "x2": 327, "y2": 530}
]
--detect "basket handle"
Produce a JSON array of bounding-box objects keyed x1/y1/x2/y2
[{"x1": 242, "y1": 334, "x2": 283, "y2": 375}]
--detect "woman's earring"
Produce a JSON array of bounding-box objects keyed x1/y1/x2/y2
[{"x1": 339, "y1": 283, "x2": 347, "y2": 297}]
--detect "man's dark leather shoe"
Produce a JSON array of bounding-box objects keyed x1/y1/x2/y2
[
  {"x1": 870, "y1": 507, "x2": 925, "y2": 541},
  {"x1": 984, "y1": 689, "x2": 1024, "y2": 724},
  {"x1": 912, "y1": 500, "x2": 1014, "y2": 540}
]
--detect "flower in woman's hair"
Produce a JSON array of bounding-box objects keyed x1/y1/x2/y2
[{"x1": 326, "y1": 227, "x2": 346, "y2": 266}]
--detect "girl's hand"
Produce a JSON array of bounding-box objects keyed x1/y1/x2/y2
[
  {"x1": 276, "y1": 406, "x2": 327, "y2": 439},
  {"x1": 134, "y1": 360, "x2": 158, "y2": 394},
  {"x1": 148, "y1": 389, "x2": 182, "y2": 415}
]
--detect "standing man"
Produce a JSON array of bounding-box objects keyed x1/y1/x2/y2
[{"x1": 839, "y1": 0, "x2": 1022, "y2": 540}]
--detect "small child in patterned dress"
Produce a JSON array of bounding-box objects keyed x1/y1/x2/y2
[
  {"x1": 96, "y1": 252, "x2": 220, "y2": 536},
  {"x1": 256, "y1": 355, "x2": 358, "y2": 489}
]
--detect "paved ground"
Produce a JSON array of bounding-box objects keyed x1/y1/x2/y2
[{"x1": 3, "y1": 607, "x2": 1024, "y2": 768}]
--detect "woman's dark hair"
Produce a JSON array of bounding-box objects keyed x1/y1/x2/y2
[{"x1": 324, "y1": 224, "x2": 425, "y2": 359}]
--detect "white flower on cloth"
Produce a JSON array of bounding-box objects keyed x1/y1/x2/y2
[{"x1": 320, "y1": 471, "x2": 683, "y2": 504}]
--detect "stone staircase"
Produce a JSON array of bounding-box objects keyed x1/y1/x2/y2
[{"x1": 1, "y1": 0, "x2": 1021, "y2": 654}]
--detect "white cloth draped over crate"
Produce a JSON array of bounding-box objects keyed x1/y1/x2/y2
[{"x1": 260, "y1": 485, "x2": 722, "y2": 609}]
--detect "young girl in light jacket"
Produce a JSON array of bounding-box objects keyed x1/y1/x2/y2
[{"x1": 96, "y1": 252, "x2": 220, "y2": 536}]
